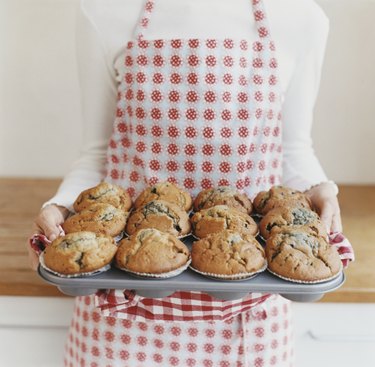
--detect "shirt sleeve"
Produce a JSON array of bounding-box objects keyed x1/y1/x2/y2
[
  {"x1": 43, "y1": 3, "x2": 117, "y2": 211},
  {"x1": 281, "y1": 6, "x2": 330, "y2": 192}
]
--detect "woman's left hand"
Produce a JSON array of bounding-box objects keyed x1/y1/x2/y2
[{"x1": 305, "y1": 182, "x2": 342, "y2": 234}]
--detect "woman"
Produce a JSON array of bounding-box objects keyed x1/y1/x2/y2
[{"x1": 29, "y1": 0, "x2": 342, "y2": 366}]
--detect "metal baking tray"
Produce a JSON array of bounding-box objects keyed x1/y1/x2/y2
[{"x1": 38, "y1": 236, "x2": 345, "y2": 302}]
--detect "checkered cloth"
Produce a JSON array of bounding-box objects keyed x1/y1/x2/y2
[
  {"x1": 30, "y1": 231, "x2": 355, "y2": 322},
  {"x1": 328, "y1": 231, "x2": 355, "y2": 268},
  {"x1": 95, "y1": 290, "x2": 273, "y2": 322}
]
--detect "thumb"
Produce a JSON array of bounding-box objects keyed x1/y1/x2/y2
[
  {"x1": 43, "y1": 225, "x2": 62, "y2": 242},
  {"x1": 38, "y1": 209, "x2": 66, "y2": 241},
  {"x1": 319, "y1": 204, "x2": 334, "y2": 233}
]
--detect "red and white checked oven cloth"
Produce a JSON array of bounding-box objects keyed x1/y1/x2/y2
[{"x1": 30, "y1": 232, "x2": 354, "y2": 322}]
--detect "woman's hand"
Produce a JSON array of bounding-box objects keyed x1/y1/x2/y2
[
  {"x1": 305, "y1": 182, "x2": 342, "y2": 234},
  {"x1": 27, "y1": 204, "x2": 70, "y2": 270}
]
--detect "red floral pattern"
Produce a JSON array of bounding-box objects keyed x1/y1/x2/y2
[
  {"x1": 106, "y1": 0, "x2": 282, "y2": 199},
  {"x1": 64, "y1": 295, "x2": 294, "y2": 367}
]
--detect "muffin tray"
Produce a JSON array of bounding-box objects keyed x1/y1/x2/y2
[{"x1": 38, "y1": 235, "x2": 345, "y2": 302}]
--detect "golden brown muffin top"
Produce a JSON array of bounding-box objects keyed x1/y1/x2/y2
[
  {"x1": 191, "y1": 230, "x2": 266, "y2": 275},
  {"x1": 266, "y1": 227, "x2": 342, "y2": 281},
  {"x1": 134, "y1": 182, "x2": 193, "y2": 212},
  {"x1": 259, "y1": 206, "x2": 326, "y2": 239},
  {"x1": 253, "y1": 186, "x2": 312, "y2": 215},
  {"x1": 44, "y1": 231, "x2": 117, "y2": 275},
  {"x1": 73, "y1": 182, "x2": 132, "y2": 212},
  {"x1": 126, "y1": 200, "x2": 191, "y2": 236},
  {"x1": 191, "y1": 205, "x2": 258, "y2": 237},
  {"x1": 62, "y1": 203, "x2": 128, "y2": 237},
  {"x1": 193, "y1": 186, "x2": 253, "y2": 214},
  {"x1": 116, "y1": 228, "x2": 190, "y2": 274}
]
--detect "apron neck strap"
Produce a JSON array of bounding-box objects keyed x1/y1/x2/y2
[
  {"x1": 133, "y1": 0, "x2": 272, "y2": 41},
  {"x1": 252, "y1": 0, "x2": 272, "y2": 40},
  {"x1": 133, "y1": 0, "x2": 156, "y2": 41}
]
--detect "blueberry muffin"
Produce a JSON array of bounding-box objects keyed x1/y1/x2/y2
[
  {"x1": 44, "y1": 231, "x2": 117, "y2": 275},
  {"x1": 73, "y1": 182, "x2": 132, "y2": 212},
  {"x1": 193, "y1": 187, "x2": 253, "y2": 214},
  {"x1": 253, "y1": 186, "x2": 312, "y2": 215},
  {"x1": 190, "y1": 205, "x2": 258, "y2": 239},
  {"x1": 134, "y1": 182, "x2": 193, "y2": 212},
  {"x1": 115, "y1": 228, "x2": 190, "y2": 274},
  {"x1": 259, "y1": 207, "x2": 327, "y2": 239},
  {"x1": 191, "y1": 230, "x2": 266, "y2": 277},
  {"x1": 62, "y1": 203, "x2": 128, "y2": 237},
  {"x1": 266, "y1": 227, "x2": 342, "y2": 282},
  {"x1": 125, "y1": 200, "x2": 191, "y2": 237}
]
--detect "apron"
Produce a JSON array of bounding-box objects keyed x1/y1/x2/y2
[
  {"x1": 65, "y1": 294, "x2": 293, "y2": 367},
  {"x1": 105, "y1": 0, "x2": 282, "y2": 198},
  {"x1": 65, "y1": 0, "x2": 293, "y2": 365}
]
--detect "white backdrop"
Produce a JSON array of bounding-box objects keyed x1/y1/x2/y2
[{"x1": 1, "y1": 0, "x2": 374, "y2": 183}]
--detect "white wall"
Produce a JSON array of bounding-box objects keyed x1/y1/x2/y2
[
  {"x1": 0, "y1": 0, "x2": 82, "y2": 177},
  {"x1": 312, "y1": 0, "x2": 375, "y2": 184},
  {"x1": 1, "y1": 0, "x2": 374, "y2": 183}
]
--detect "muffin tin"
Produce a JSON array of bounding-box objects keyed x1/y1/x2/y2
[{"x1": 38, "y1": 235, "x2": 345, "y2": 302}]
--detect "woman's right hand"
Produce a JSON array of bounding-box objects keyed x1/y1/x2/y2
[{"x1": 27, "y1": 204, "x2": 70, "y2": 270}]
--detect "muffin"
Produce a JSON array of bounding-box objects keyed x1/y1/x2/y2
[
  {"x1": 190, "y1": 205, "x2": 258, "y2": 239},
  {"x1": 134, "y1": 182, "x2": 193, "y2": 212},
  {"x1": 265, "y1": 227, "x2": 342, "y2": 282},
  {"x1": 191, "y1": 230, "x2": 266, "y2": 277},
  {"x1": 115, "y1": 228, "x2": 190, "y2": 274},
  {"x1": 253, "y1": 186, "x2": 312, "y2": 215},
  {"x1": 43, "y1": 231, "x2": 117, "y2": 275},
  {"x1": 193, "y1": 186, "x2": 253, "y2": 214},
  {"x1": 126, "y1": 200, "x2": 191, "y2": 237},
  {"x1": 62, "y1": 203, "x2": 128, "y2": 237},
  {"x1": 73, "y1": 182, "x2": 132, "y2": 212},
  {"x1": 259, "y1": 206, "x2": 327, "y2": 239}
]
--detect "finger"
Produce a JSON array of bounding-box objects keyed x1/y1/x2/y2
[
  {"x1": 43, "y1": 226, "x2": 62, "y2": 242},
  {"x1": 38, "y1": 211, "x2": 64, "y2": 241},
  {"x1": 319, "y1": 204, "x2": 334, "y2": 233},
  {"x1": 37, "y1": 218, "x2": 61, "y2": 241},
  {"x1": 331, "y1": 213, "x2": 343, "y2": 233},
  {"x1": 27, "y1": 245, "x2": 40, "y2": 271}
]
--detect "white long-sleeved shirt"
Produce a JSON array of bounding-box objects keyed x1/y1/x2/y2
[{"x1": 46, "y1": 0, "x2": 330, "y2": 210}]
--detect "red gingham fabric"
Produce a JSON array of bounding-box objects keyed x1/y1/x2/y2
[
  {"x1": 329, "y1": 231, "x2": 355, "y2": 268},
  {"x1": 94, "y1": 290, "x2": 273, "y2": 322}
]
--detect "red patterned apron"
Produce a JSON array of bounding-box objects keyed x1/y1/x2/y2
[
  {"x1": 105, "y1": 0, "x2": 282, "y2": 198},
  {"x1": 65, "y1": 1, "x2": 293, "y2": 366}
]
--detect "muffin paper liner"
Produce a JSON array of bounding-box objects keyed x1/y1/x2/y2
[
  {"x1": 178, "y1": 232, "x2": 193, "y2": 240},
  {"x1": 266, "y1": 263, "x2": 343, "y2": 284},
  {"x1": 115, "y1": 258, "x2": 192, "y2": 279},
  {"x1": 114, "y1": 230, "x2": 127, "y2": 243},
  {"x1": 257, "y1": 234, "x2": 267, "y2": 243},
  {"x1": 39, "y1": 252, "x2": 111, "y2": 278},
  {"x1": 251, "y1": 213, "x2": 263, "y2": 222},
  {"x1": 189, "y1": 261, "x2": 268, "y2": 281}
]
